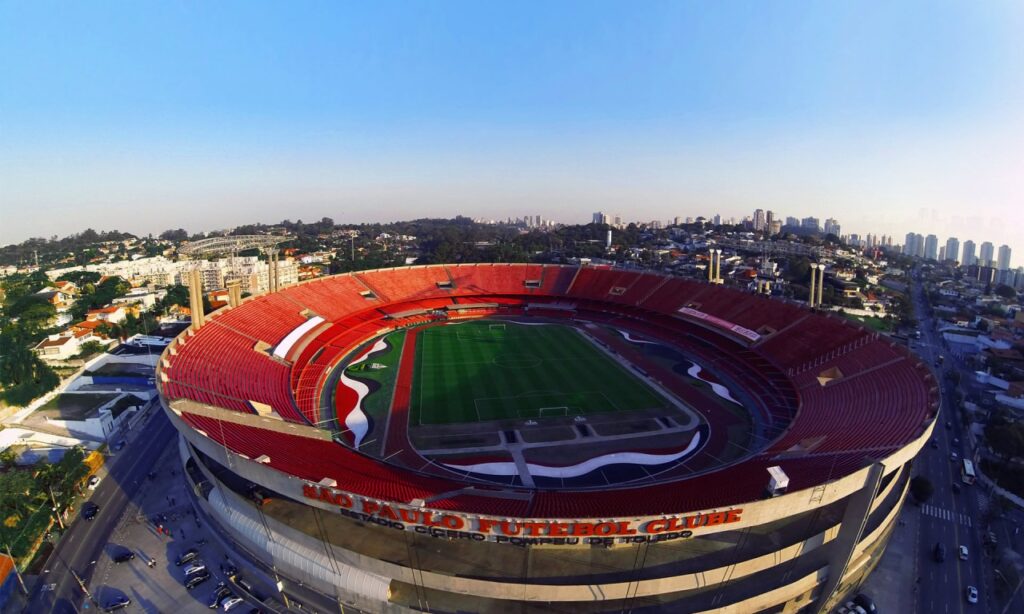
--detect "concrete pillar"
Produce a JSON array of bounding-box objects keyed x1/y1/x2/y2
[
  {"x1": 814, "y1": 463, "x2": 885, "y2": 613},
  {"x1": 269, "y1": 251, "x2": 279, "y2": 292},
  {"x1": 714, "y1": 249, "x2": 722, "y2": 282},
  {"x1": 821, "y1": 264, "x2": 827, "y2": 303},
  {"x1": 226, "y1": 279, "x2": 241, "y2": 308},
  {"x1": 809, "y1": 264, "x2": 817, "y2": 307},
  {"x1": 708, "y1": 250, "x2": 715, "y2": 282},
  {"x1": 188, "y1": 268, "x2": 205, "y2": 330}
]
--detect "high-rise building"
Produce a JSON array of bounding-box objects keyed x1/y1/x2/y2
[
  {"x1": 823, "y1": 218, "x2": 840, "y2": 236},
  {"x1": 938, "y1": 246, "x2": 946, "y2": 261},
  {"x1": 712, "y1": 214, "x2": 721, "y2": 225},
  {"x1": 915, "y1": 234, "x2": 925, "y2": 258},
  {"x1": 903, "y1": 232, "x2": 917, "y2": 256},
  {"x1": 944, "y1": 237, "x2": 960, "y2": 263},
  {"x1": 753, "y1": 209, "x2": 766, "y2": 232},
  {"x1": 785, "y1": 216, "x2": 800, "y2": 228},
  {"x1": 592, "y1": 212, "x2": 607, "y2": 224},
  {"x1": 924, "y1": 235, "x2": 938, "y2": 260},
  {"x1": 962, "y1": 240, "x2": 977, "y2": 266},
  {"x1": 997, "y1": 244, "x2": 1012, "y2": 271},
  {"x1": 801, "y1": 217, "x2": 820, "y2": 232},
  {"x1": 765, "y1": 210, "x2": 774, "y2": 231},
  {"x1": 980, "y1": 242, "x2": 995, "y2": 267}
]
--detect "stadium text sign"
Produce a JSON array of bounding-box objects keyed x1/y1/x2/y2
[{"x1": 303, "y1": 483, "x2": 743, "y2": 546}]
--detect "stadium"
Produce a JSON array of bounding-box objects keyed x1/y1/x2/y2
[{"x1": 156, "y1": 263, "x2": 938, "y2": 613}]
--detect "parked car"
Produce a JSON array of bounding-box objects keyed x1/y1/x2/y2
[
  {"x1": 175, "y1": 548, "x2": 200, "y2": 566},
  {"x1": 222, "y1": 597, "x2": 245, "y2": 611},
  {"x1": 208, "y1": 584, "x2": 232, "y2": 609},
  {"x1": 934, "y1": 542, "x2": 946, "y2": 562},
  {"x1": 966, "y1": 585, "x2": 978, "y2": 604},
  {"x1": 82, "y1": 502, "x2": 99, "y2": 521},
  {"x1": 220, "y1": 561, "x2": 238, "y2": 579},
  {"x1": 111, "y1": 439, "x2": 126, "y2": 451},
  {"x1": 853, "y1": 593, "x2": 877, "y2": 613},
  {"x1": 112, "y1": 550, "x2": 135, "y2": 564},
  {"x1": 959, "y1": 545, "x2": 969, "y2": 561},
  {"x1": 950, "y1": 451, "x2": 959, "y2": 462},
  {"x1": 184, "y1": 562, "x2": 208, "y2": 577},
  {"x1": 103, "y1": 596, "x2": 131, "y2": 612},
  {"x1": 87, "y1": 475, "x2": 101, "y2": 490},
  {"x1": 185, "y1": 570, "x2": 212, "y2": 590}
]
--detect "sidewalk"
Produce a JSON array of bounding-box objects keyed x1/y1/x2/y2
[{"x1": 861, "y1": 503, "x2": 919, "y2": 613}]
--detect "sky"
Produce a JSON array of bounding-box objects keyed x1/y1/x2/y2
[{"x1": 1, "y1": 1, "x2": 1023, "y2": 262}]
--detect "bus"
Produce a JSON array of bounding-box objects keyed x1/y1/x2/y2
[{"x1": 962, "y1": 459, "x2": 976, "y2": 485}]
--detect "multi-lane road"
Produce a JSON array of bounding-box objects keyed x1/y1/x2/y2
[
  {"x1": 25, "y1": 408, "x2": 175, "y2": 613},
  {"x1": 910, "y1": 271, "x2": 991, "y2": 613}
]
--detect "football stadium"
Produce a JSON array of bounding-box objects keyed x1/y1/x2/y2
[{"x1": 156, "y1": 263, "x2": 938, "y2": 613}]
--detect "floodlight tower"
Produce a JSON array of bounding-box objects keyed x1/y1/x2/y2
[{"x1": 177, "y1": 234, "x2": 292, "y2": 331}]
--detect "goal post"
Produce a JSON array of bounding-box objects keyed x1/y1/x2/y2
[
  {"x1": 538, "y1": 406, "x2": 569, "y2": 417},
  {"x1": 488, "y1": 323, "x2": 506, "y2": 331}
]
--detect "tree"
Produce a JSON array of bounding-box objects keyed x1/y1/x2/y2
[
  {"x1": 910, "y1": 475, "x2": 934, "y2": 504},
  {"x1": 994, "y1": 284, "x2": 1016, "y2": 299}
]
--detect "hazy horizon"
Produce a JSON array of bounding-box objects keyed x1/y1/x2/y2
[{"x1": 2, "y1": 2, "x2": 1022, "y2": 258}]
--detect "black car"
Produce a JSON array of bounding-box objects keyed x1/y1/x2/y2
[
  {"x1": 112, "y1": 550, "x2": 135, "y2": 564},
  {"x1": 221, "y1": 561, "x2": 239, "y2": 579},
  {"x1": 208, "y1": 583, "x2": 232, "y2": 609},
  {"x1": 185, "y1": 570, "x2": 211, "y2": 590},
  {"x1": 853, "y1": 593, "x2": 877, "y2": 613},
  {"x1": 175, "y1": 548, "x2": 200, "y2": 566},
  {"x1": 952, "y1": 483, "x2": 962, "y2": 494},
  {"x1": 103, "y1": 596, "x2": 131, "y2": 612},
  {"x1": 934, "y1": 542, "x2": 946, "y2": 562},
  {"x1": 82, "y1": 502, "x2": 99, "y2": 521}
]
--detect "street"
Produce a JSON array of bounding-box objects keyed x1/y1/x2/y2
[
  {"x1": 25, "y1": 408, "x2": 175, "y2": 613},
  {"x1": 910, "y1": 269, "x2": 992, "y2": 613}
]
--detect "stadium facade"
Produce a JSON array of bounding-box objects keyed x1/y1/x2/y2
[{"x1": 157, "y1": 263, "x2": 937, "y2": 613}]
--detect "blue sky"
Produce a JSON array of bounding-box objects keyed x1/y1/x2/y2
[{"x1": 1, "y1": 1, "x2": 1022, "y2": 259}]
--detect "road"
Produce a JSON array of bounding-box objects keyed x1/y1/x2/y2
[
  {"x1": 25, "y1": 408, "x2": 175, "y2": 613},
  {"x1": 909, "y1": 269, "x2": 990, "y2": 613}
]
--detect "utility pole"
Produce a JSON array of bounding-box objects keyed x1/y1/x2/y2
[
  {"x1": 4, "y1": 543, "x2": 28, "y2": 595},
  {"x1": 69, "y1": 567, "x2": 100, "y2": 608},
  {"x1": 48, "y1": 486, "x2": 65, "y2": 530}
]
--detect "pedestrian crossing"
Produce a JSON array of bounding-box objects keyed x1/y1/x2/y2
[{"x1": 921, "y1": 504, "x2": 973, "y2": 526}]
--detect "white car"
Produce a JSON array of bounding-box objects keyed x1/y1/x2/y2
[
  {"x1": 959, "y1": 545, "x2": 968, "y2": 560},
  {"x1": 183, "y1": 562, "x2": 207, "y2": 577},
  {"x1": 966, "y1": 585, "x2": 978, "y2": 604},
  {"x1": 222, "y1": 597, "x2": 244, "y2": 611},
  {"x1": 87, "y1": 475, "x2": 101, "y2": 490}
]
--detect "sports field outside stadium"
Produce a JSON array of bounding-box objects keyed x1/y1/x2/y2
[{"x1": 409, "y1": 320, "x2": 667, "y2": 425}]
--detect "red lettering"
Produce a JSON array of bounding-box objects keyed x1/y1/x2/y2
[
  {"x1": 303, "y1": 485, "x2": 318, "y2": 499},
  {"x1": 500, "y1": 521, "x2": 521, "y2": 536},
  {"x1": 685, "y1": 514, "x2": 705, "y2": 529},
  {"x1": 361, "y1": 500, "x2": 380, "y2": 515},
  {"x1": 520, "y1": 522, "x2": 545, "y2": 536},
  {"x1": 617, "y1": 521, "x2": 637, "y2": 535},
  {"x1": 704, "y1": 512, "x2": 727, "y2": 527},
  {"x1": 334, "y1": 493, "x2": 353, "y2": 508},
  {"x1": 400, "y1": 509, "x2": 420, "y2": 523},
  {"x1": 477, "y1": 518, "x2": 498, "y2": 534},
  {"x1": 379, "y1": 505, "x2": 400, "y2": 521},
  {"x1": 548, "y1": 522, "x2": 569, "y2": 537},
  {"x1": 442, "y1": 515, "x2": 464, "y2": 530},
  {"x1": 644, "y1": 519, "x2": 669, "y2": 534},
  {"x1": 594, "y1": 522, "x2": 616, "y2": 536},
  {"x1": 570, "y1": 523, "x2": 594, "y2": 536},
  {"x1": 726, "y1": 509, "x2": 742, "y2": 524}
]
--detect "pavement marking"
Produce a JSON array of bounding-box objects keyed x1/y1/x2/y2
[{"x1": 920, "y1": 504, "x2": 973, "y2": 527}]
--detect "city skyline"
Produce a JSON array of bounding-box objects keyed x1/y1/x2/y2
[{"x1": 2, "y1": 2, "x2": 1023, "y2": 254}]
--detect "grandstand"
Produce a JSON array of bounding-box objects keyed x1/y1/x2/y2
[{"x1": 158, "y1": 263, "x2": 937, "y2": 613}]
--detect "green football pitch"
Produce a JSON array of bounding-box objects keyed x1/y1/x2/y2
[{"x1": 409, "y1": 321, "x2": 666, "y2": 425}]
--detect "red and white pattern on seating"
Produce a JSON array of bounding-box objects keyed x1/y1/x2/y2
[
  {"x1": 158, "y1": 263, "x2": 939, "y2": 518},
  {"x1": 441, "y1": 430, "x2": 703, "y2": 478}
]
